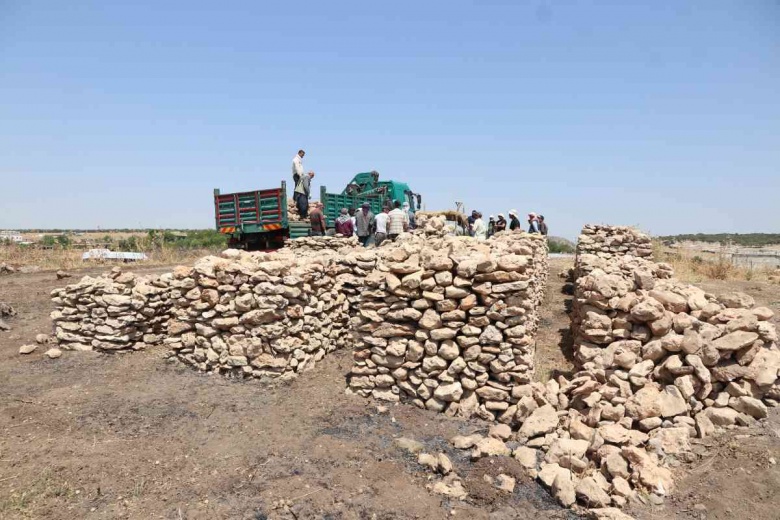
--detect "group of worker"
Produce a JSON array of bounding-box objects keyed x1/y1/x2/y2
[
  {"x1": 467, "y1": 210, "x2": 548, "y2": 240},
  {"x1": 330, "y1": 200, "x2": 416, "y2": 246},
  {"x1": 293, "y1": 150, "x2": 549, "y2": 245}
]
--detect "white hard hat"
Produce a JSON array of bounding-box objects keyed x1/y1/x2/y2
[
  {"x1": 498, "y1": 213, "x2": 505, "y2": 218},
  {"x1": 489, "y1": 215, "x2": 494, "y2": 219},
  {"x1": 509, "y1": 209, "x2": 517, "y2": 216}
]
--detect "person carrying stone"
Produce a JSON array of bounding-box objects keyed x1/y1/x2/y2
[{"x1": 355, "y1": 202, "x2": 375, "y2": 247}]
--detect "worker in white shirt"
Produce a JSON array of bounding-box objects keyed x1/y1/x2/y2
[
  {"x1": 374, "y1": 207, "x2": 390, "y2": 246},
  {"x1": 292, "y1": 149, "x2": 305, "y2": 205},
  {"x1": 473, "y1": 212, "x2": 488, "y2": 240}
]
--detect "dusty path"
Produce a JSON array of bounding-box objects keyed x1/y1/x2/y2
[{"x1": 534, "y1": 258, "x2": 576, "y2": 382}]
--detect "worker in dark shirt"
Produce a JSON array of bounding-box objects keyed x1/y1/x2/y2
[
  {"x1": 309, "y1": 202, "x2": 326, "y2": 236},
  {"x1": 538, "y1": 215, "x2": 549, "y2": 236},
  {"x1": 508, "y1": 209, "x2": 521, "y2": 231}
]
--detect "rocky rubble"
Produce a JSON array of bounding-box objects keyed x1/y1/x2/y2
[
  {"x1": 284, "y1": 235, "x2": 360, "y2": 251},
  {"x1": 50, "y1": 267, "x2": 173, "y2": 352},
  {"x1": 164, "y1": 245, "x2": 375, "y2": 379},
  {"x1": 286, "y1": 199, "x2": 305, "y2": 222},
  {"x1": 347, "y1": 231, "x2": 549, "y2": 425}
]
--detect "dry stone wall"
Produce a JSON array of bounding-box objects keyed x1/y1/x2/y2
[
  {"x1": 50, "y1": 267, "x2": 173, "y2": 352},
  {"x1": 576, "y1": 225, "x2": 653, "y2": 259},
  {"x1": 163, "y1": 245, "x2": 376, "y2": 380},
  {"x1": 530, "y1": 224, "x2": 780, "y2": 508},
  {"x1": 347, "y1": 232, "x2": 549, "y2": 426}
]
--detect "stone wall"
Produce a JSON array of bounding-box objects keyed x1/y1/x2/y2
[
  {"x1": 537, "y1": 224, "x2": 780, "y2": 507},
  {"x1": 163, "y1": 246, "x2": 376, "y2": 380},
  {"x1": 347, "y1": 232, "x2": 549, "y2": 426},
  {"x1": 50, "y1": 267, "x2": 173, "y2": 352},
  {"x1": 576, "y1": 224, "x2": 653, "y2": 259}
]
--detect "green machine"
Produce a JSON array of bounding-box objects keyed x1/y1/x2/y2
[{"x1": 320, "y1": 171, "x2": 422, "y2": 227}]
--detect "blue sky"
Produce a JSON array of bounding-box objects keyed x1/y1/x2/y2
[{"x1": 1, "y1": 1, "x2": 778, "y2": 240}]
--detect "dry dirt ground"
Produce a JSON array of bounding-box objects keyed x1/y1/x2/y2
[{"x1": 1, "y1": 260, "x2": 779, "y2": 520}]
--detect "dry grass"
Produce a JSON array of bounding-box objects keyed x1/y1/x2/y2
[
  {"x1": 656, "y1": 245, "x2": 780, "y2": 284},
  {"x1": 0, "y1": 245, "x2": 222, "y2": 272}
]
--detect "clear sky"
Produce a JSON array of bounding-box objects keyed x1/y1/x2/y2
[{"x1": 1, "y1": 1, "x2": 779, "y2": 240}]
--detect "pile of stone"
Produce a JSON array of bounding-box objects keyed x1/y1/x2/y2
[
  {"x1": 413, "y1": 214, "x2": 449, "y2": 237},
  {"x1": 0, "y1": 263, "x2": 16, "y2": 275},
  {"x1": 576, "y1": 225, "x2": 653, "y2": 259},
  {"x1": 164, "y1": 247, "x2": 376, "y2": 379},
  {"x1": 50, "y1": 267, "x2": 173, "y2": 352},
  {"x1": 285, "y1": 235, "x2": 360, "y2": 251},
  {"x1": 0, "y1": 301, "x2": 16, "y2": 331},
  {"x1": 347, "y1": 232, "x2": 549, "y2": 425},
  {"x1": 286, "y1": 199, "x2": 305, "y2": 222}
]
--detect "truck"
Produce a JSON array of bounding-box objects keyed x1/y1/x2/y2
[{"x1": 214, "y1": 171, "x2": 422, "y2": 250}]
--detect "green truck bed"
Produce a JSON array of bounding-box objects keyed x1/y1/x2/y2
[{"x1": 320, "y1": 186, "x2": 386, "y2": 227}]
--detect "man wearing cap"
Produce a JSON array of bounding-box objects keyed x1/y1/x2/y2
[
  {"x1": 355, "y1": 202, "x2": 375, "y2": 247},
  {"x1": 495, "y1": 214, "x2": 507, "y2": 233},
  {"x1": 508, "y1": 210, "x2": 521, "y2": 231},
  {"x1": 528, "y1": 213, "x2": 540, "y2": 234}
]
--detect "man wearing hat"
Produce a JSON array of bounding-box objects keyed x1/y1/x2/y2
[
  {"x1": 495, "y1": 214, "x2": 507, "y2": 233},
  {"x1": 355, "y1": 202, "x2": 375, "y2": 247},
  {"x1": 508, "y1": 210, "x2": 521, "y2": 231}
]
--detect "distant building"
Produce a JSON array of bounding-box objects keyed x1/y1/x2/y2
[{"x1": 0, "y1": 231, "x2": 24, "y2": 243}]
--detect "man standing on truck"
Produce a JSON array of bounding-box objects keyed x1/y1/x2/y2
[
  {"x1": 355, "y1": 202, "x2": 375, "y2": 247},
  {"x1": 295, "y1": 171, "x2": 314, "y2": 219},
  {"x1": 292, "y1": 150, "x2": 305, "y2": 205}
]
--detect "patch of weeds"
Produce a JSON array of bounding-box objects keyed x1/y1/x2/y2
[{"x1": 0, "y1": 467, "x2": 76, "y2": 515}]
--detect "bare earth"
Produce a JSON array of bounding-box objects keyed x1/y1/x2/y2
[{"x1": 1, "y1": 260, "x2": 779, "y2": 520}]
